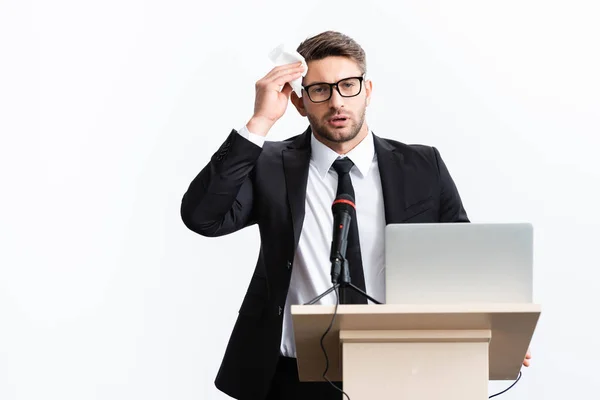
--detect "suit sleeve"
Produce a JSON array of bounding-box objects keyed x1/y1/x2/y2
[
  {"x1": 180, "y1": 129, "x2": 263, "y2": 237},
  {"x1": 432, "y1": 147, "x2": 470, "y2": 223}
]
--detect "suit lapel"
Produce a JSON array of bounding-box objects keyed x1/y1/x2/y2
[
  {"x1": 373, "y1": 134, "x2": 409, "y2": 224},
  {"x1": 282, "y1": 127, "x2": 312, "y2": 249}
]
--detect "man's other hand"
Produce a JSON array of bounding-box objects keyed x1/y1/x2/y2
[{"x1": 522, "y1": 349, "x2": 532, "y2": 367}]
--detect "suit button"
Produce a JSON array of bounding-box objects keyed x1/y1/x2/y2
[
  {"x1": 286, "y1": 260, "x2": 292, "y2": 270},
  {"x1": 278, "y1": 306, "x2": 283, "y2": 316}
]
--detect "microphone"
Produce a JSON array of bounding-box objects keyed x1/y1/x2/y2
[
  {"x1": 305, "y1": 192, "x2": 381, "y2": 306},
  {"x1": 330, "y1": 193, "x2": 355, "y2": 284}
]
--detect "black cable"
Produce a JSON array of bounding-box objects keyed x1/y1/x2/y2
[
  {"x1": 489, "y1": 371, "x2": 522, "y2": 398},
  {"x1": 319, "y1": 287, "x2": 351, "y2": 400}
]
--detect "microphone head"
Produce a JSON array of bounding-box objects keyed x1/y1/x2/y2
[{"x1": 332, "y1": 193, "x2": 356, "y2": 212}]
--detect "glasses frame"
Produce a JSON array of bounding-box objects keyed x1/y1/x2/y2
[{"x1": 301, "y1": 75, "x2": 365, "y2": 103}]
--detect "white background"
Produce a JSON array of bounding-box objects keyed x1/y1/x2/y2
[{"x1": 1, "y1": 0, "x2": 599, "y2": 399}]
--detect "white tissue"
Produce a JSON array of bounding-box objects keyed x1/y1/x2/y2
[{"x1": 268, "y1": 43, "x2": 308, "y2": 97}]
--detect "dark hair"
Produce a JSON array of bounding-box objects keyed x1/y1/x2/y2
[{"x1": 296, "y1": 31, "x2": 367, "y2": 75}]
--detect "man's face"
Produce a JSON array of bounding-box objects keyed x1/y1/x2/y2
[{"x1": 291, "y1": 56, "x2": 372, "y2": 145}]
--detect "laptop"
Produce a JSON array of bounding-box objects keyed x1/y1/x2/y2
[{"x1": 384, "y1": 223, "x2": 533, "y2": 304}]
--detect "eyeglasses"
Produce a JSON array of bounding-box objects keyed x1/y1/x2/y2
[{"x1": 302, "y1": 76, "x2": 365, "y2": 103}]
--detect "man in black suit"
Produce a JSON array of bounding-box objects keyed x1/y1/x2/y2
[{"x1": 181, "y1": 31, "x2": 530, "y2": 400}]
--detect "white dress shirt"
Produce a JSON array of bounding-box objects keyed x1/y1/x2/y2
[{"x1": 237, "y1": 125, "x2": 386, "y2": 358}]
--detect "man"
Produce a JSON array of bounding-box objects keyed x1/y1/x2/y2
[{"x1": 181, "y1": 31, "x2": 531, "y2": 400}]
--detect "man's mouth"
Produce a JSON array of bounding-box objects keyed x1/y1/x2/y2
[
  {"x1": 329, "y1": 115, "x2": 349, "y2": 122},
  {"x1": 328, "y1": 115, "x2": 349, "y2": 127},
  {"x1": 329, "y1": 115, "x2": 348, "y2": 121}
]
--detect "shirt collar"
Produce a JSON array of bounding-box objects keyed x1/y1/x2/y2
[{"x1": 310, "y1": 129, "x2": 376, "y2": 179}]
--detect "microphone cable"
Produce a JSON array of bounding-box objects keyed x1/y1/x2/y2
[
  {"x1": 489, "y1": 370, "x2": 522, "y2": 398},
  {"x1": 319, "y1": 286, "x2": 351, "y2": 400}
]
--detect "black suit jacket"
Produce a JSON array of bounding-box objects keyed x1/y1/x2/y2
[{"x1": 181, "y1": 126, "x2": 469, "y2": 400}]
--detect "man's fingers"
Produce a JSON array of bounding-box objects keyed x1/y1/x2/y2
[
  {"x1": 256, "y1": 68, "x2": 304, "y2": 92},
  {"x1": 272, "y1": 71, "x2": 304, "y2": 88},
  {"x1": 267, "y1": 66, "x2": 305, "y2": 85},
  {"x1": 522, "y1": 349, "x2": 531, "y2": 367},
  {"x1": 263, "y1": 62, "x2": 303, "y2": 80}
]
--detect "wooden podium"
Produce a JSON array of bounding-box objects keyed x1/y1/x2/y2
[{"x1": 291, "y1": 303, "x2": 541, "y2": 400}]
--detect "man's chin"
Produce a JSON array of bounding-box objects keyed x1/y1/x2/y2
[{"x1": 316, "y1": 126, "x2": 356, "y2": 143}]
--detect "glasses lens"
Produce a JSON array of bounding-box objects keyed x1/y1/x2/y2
[
  {"x1": 308, "y1": 84, "x2": 331, "y2": 102},
  {"x1": 338, "y1": 78, "x2": 361, "y2": 97}
]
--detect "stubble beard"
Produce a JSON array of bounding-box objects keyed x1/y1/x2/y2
[{"x1": 307, "y1": 104, "x2": 367, "y2": 144}]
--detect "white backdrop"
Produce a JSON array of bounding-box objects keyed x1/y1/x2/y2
[{"x1": 1, "y1": 0, "x2": 599, "y2": 399}]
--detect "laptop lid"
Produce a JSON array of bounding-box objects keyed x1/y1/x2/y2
[{"x1": 384, "y1": 223, "x2": 533, "y2": 304}]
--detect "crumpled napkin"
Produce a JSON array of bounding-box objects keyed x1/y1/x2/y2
[{"x1": 268, "y1": 43, "x2": 308, "y2": 97}]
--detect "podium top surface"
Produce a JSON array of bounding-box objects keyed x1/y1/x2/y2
[
  {"x1": 292, "y1": 303, "x2": 540, "y2": 316},
  {"x1": 291, "y1": 303, "x2": 541, "y2": 382}
]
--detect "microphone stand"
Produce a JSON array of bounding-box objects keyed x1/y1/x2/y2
[{"x1": 305, "y1": 256, "x2": 382, "y2": 305}]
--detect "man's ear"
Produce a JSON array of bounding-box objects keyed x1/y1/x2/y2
[
  {"x1": 365, "y1": 79, "x2": 373, "y2": 107},
  {"x1": 290, "y1": 91, "x2": 308, "y2": 117}
]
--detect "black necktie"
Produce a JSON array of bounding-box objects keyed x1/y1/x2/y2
[{"x1": 332, "y1": 158, "x2": 367, "y2": 304}]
